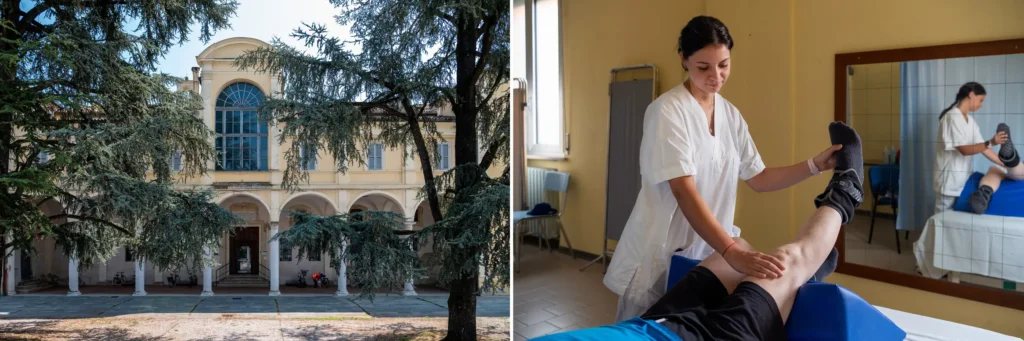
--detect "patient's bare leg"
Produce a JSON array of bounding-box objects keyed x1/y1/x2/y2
[
  {"x1": 696, "y1": 237, "x2": 753, "y2": 294},
  {"x1": 698, "y1": 235, "x2": 839, "y2": 295},
  {"x1": 1008, "y1": 164, "x2": 1024, "y2": 180},
  {"x1": 973, "y1": 166, "x2": 1010, "y2": 213},
  {"x1": 744, "y1": 121, "x2": 863, "y2": 324},
  {"x1": 979, "y1": 166, "x2": 1008, "y2": 191},
  {"x1": 743, "y1": 206, "x2": 843, "y2": 323}
]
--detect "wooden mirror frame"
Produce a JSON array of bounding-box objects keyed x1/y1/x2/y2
[{"x1": 834, "y1": 38, "x2": 1024, "y2": 311}]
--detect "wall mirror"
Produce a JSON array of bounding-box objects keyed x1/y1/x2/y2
[{"x1": 835, "y1": 38, "x2": 1024, "y2": 310}]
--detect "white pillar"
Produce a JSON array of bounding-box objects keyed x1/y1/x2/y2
[
  {"x1": 67, "y1": 257, "x2": 81, "y2": 296},
  {"x1": 133, "y1": 258, "x2": 146, "y2": 296},
  {"x1": 322, "y1": 251, "x2": 329, "y2": 277},
  {"x1": 201, "y1": 246, "x2": 214, "y2": 296},
  {"x1": 335, "y1": 241, "x2": 349, "y2": 296},
  {"x1": 402, "y1": 222, "x2": 417, "y2": 296},
  {"x1": 4, "y1": 236, "x2": 16, "y2": 296},
  {"x1": 268, "y1": 222, "x2": 281, "y2": 296}
]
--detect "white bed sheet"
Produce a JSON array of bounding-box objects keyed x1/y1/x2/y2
[
  {"x1": 876, "y1": 306, "x2": 1021, "y2": 341},
  {"x1": 915, "y1": 211, "x2": 1024, "y2": 282}
]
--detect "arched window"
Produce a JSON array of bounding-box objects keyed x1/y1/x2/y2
[{"x1": 215, "y1": 82, "x2": 268, "y2": 171}]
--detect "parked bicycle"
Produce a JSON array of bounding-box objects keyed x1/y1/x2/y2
[
  {"x1": 297, "y1": 270, "x2": 308, "y2": 288},
  {"x1": 113, "y1": 272, "x2": 127, "y2": 286},
  {"x1": 166, "y1": 273, "x2": 180, "y2": 288},
  {"x1": 187, "y1": 272, "x2": 198, "y2": 287}
]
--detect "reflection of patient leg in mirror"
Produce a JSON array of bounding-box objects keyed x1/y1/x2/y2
[{"x1": 969, "y1": 123, "x2": 1023, "y2": 214}]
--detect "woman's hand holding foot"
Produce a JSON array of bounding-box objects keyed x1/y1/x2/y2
[
  {"x1": 813, "y1": 144, "x2": 843, "y2": 173},
  {"x1": 991, "y1": 131, "x2": 1008, "y2": 146}
]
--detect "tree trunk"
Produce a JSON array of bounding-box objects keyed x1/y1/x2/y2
[
  {"x1": 1, "y1": 1, "x2": 18, "y2": 179},
  {"x1": 444, "y1": 268, "x2": 479, "y2": 341},
  {"x1": 1, "y1": 6, "x2": 20, "y2": 278},
  {"x1": 443, "y1": 12, "x2": 482, "y2": 341},
  {"x1": 406, "y1": 109, "x2": 444, "y2": 223}
]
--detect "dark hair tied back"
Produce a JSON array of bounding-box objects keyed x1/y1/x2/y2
[
  {"x1": 678, "y1": 15, "x2": 734, "y2": 68},
  {"x1": 938, "y1": 82, "x2": 986, "y2": 120}
]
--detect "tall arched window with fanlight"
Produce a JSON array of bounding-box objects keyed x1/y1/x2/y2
[{"x1": 215, "y1": 82, "x2": 268, "y2": 171}]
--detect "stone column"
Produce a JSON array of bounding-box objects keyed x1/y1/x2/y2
[
  {"x1": 201, "y1": 246, "x2": 214, "y2": 296},
  {"x1": 402, "y1": 222, "x2": 417, "y2": 296},
  {"x1": 268, "y1": 222, "x2": 281, "y2": 296},
  {"x1": 322, "y1": 251, "x2": 329, "y2": 279},
  {"x1": 67, "y1": 257, "x2": 81, "y2": 296},
  {"x1": 335, "y1": 241, "x2": 349, "y2": 296},
  {"x1": 133, "y1": 258, "x2": 146, "y2": 296},
  {"x1": 4, "y1": 236, "x2": 16, "y2": 296}
]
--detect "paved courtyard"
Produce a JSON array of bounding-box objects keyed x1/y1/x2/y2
[{"x1": 0, "y1": 295, "x2": 510, "y2": 340}]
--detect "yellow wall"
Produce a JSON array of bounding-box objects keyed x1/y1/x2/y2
[
  {"x1": 182, "y1": 38, "x2": 486, "y2": 188},
  {"x1": 851, "y1": 63, "x2": 902, "y2": 165},
  {"x1": 532, "y1": 0, "x2": 1024, "y2": 336},
  {"x1": 850, "y1": 63, "x2": 901, "y2": 214}
]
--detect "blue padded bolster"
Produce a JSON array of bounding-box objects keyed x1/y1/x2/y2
[{"x1": 667, "y1": 255, "x2": 906, "y2": 341}]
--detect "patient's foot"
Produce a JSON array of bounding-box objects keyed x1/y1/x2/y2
[
  {"x1": 814, "y1": 122, "x2": 865, "y2": 224},
  {"x1": 969, "y1": 185, "x2": 994, "y2": 214},
  {"x1": 811, "y1": 247, "x2": 839, "y2": 281},
  {"x1": 998, "y1": 123, "x2": 1019, "y2": 168}
]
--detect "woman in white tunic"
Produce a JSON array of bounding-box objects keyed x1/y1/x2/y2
[
  {"x1": 931, "y1": 82, "x2": 1007, "y2": 215},
  {"x1": 603, "y1": 15, "x2": 844, "y2": 321}
]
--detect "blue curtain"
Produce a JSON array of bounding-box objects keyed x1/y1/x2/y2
[{"x1": 897, "y1": 60, "x2": 943, "y2": 232}]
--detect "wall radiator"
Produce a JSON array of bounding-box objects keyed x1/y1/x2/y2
[{"x1": 524, "y1": 167, "x2": 559, "y2": 239}]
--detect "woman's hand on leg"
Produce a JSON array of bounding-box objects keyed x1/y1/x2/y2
[{"x1": 723, "y1": 244, "x2": 786, "y2": 279}]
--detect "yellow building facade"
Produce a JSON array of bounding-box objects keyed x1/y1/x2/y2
[{"x1": 6, "y1": 37, "x2": 499, "y2": 296}]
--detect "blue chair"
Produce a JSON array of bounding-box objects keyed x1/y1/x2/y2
[
  {"x1": 867, "y1": 164, "x2": 902, "y2": 253},
  {"x1": 513, "y1": 171, "x2": 575, "y2": 271}
]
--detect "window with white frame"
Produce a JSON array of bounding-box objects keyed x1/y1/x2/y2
[
  {"x1": 215, "y1": 82, "x2": 269, "y2": 171},
  {"x1": 367, "y1": 143, "x2": 384, "y2": 170},
  {"x1": 437, "y1": 142, "x2": 450, "y2": 170},
  {"x1": 515, "y1": 0, "x2": 565, "y2": 159},
  {"x1": 299, "y1": 144, "x2": 317, "y2": 171}
]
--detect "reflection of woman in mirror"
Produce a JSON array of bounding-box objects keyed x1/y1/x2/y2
[
  {"x1": 604, "y1": 15, "x2": 843, "y2": 321},
  {"x1": 933, "y1": 82, "x2": 1021, "y2": 215}
]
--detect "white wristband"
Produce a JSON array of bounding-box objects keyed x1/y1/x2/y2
[{"x1": 808, "y1": 158, "x2": 821, "y2": 175}]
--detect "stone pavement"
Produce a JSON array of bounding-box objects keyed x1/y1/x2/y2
[{"x1": 0, "y1": 295, "x2": 510, "y2": 319}]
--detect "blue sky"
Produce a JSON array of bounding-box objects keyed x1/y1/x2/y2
[
  {"x1": 20, "y1": 0, "x2": 350, "y2": 77},
  {"x1": 155, "y1": 0, "x2": 351, "y2": 77}
]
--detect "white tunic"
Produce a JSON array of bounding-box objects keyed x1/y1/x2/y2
[
  {"x1": 933, "y1": 108, "x2": 985, "y2": 198},
  {"x1": 603, "y1": 83, "x2": 766, "y2": 320}
]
